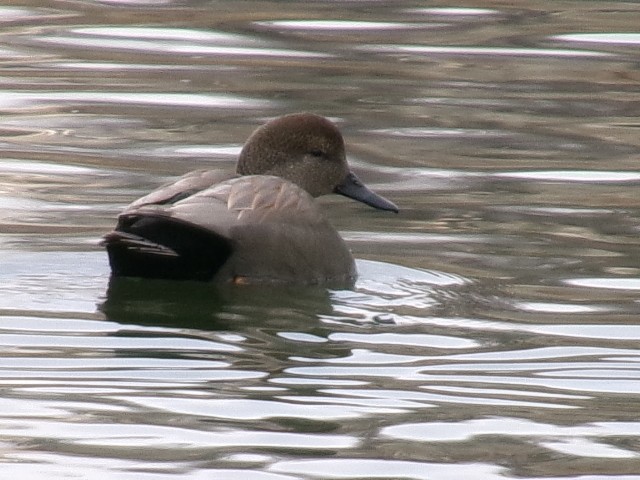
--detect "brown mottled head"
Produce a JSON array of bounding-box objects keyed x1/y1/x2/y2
[{"x1": 237, "y1": 113, "x2": 398, "y2": 212}]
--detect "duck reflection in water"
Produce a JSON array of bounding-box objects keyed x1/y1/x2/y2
[{"x1": 100, "y1": 276, "x2": 339, "y2": 330}]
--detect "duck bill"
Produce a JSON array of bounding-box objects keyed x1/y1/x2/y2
[{"x1": 334, "y1": 172, "x2": 398, "y2": 213}]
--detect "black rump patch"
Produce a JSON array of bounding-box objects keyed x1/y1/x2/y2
[{"x1": 104, "y1": 214, "x2": 233, "y2": 281}]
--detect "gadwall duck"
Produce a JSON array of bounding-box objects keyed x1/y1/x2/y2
[{"x1": 103, "y1": 113, "x2": 398, "y2": 285}]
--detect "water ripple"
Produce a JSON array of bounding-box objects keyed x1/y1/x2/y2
[
  {"x1": 255, "y1": 20, "x2": 434, "y2": 31},
  {"x1": 270, "y1": 459, "x2": 506, "y2": 480},
  {"x1": 30, "y1": 27, "x2": 329, "y2": 58},
  {"x1": 360, "y1": 44, "x2": 613, "y2": 58},
  {"x1": 556, "y1": 33, "x2": 640, "y2": 45},
  {"x1": 0, "y1": 91, "x2": 268, "y2": 111}
]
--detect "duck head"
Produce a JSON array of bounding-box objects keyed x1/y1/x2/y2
[{"x1": 237, "y1": 113, "x2": 398, "y2": 213}]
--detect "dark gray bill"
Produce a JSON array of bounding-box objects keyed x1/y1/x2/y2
[{"x1": 334, "y1": 172, "x2": 398, "y2": 213}]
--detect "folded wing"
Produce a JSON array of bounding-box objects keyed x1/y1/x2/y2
[{"x1": 104, "y1": 174, "x2": 356, "y2": 284}]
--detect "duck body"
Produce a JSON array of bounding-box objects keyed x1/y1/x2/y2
[{"x1": 103, "y1": 113, "x2": 397, "y2": 285}]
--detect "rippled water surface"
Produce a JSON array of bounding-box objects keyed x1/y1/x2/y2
[{"x1": 2, "y1": 1, "x2": 640, "y2": 479}]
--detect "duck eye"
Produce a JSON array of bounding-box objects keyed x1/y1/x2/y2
[{"x1": 309, "y1": 149, "x2": 325, "y2": 158}]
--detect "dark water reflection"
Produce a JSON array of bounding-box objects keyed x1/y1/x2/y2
[{"x1": 2, "y1": 1, "x2": 640, "y2": 479}]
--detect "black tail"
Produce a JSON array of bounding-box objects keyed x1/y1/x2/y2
[{"x1": 103, "y1": 214, "x2": 233, "y2": 281}]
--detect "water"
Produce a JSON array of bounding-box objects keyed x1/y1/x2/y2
[{"x1": 1, "y1": 1, "x2": 640, "y2": 479}]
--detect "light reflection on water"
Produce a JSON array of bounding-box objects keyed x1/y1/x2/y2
[
  {"x1": 557, "y1": 33, "x2": 640, "y2": 45},
  {"x1": 1, "y1": 1, "x2": 640, "y2": 479},
  {"x1": 360, "y1": 44, "x2": 613, "y2": 58},
  {"x1": 0, "y1": 91, "x2": 268, "y2": 110},
  {"x1": 255, "y1": 20, "x2": 439, "y2": 31}
]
